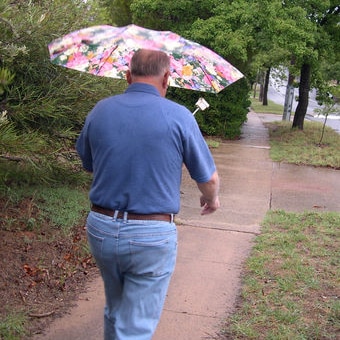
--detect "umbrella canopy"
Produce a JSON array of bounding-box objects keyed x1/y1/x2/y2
[{"x1": 48, "y1": 24, "x2": 244, "y2": 93}]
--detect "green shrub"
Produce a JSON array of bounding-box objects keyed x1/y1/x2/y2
[{"x1": 168, "y1": 78, "x2": 250, "y2": 139}]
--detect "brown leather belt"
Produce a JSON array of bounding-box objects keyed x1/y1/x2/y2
[{"x1": 91, "y1": 204, "x2": 174, "y2": 223}]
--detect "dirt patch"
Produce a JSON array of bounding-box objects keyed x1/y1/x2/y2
[{"x1": 0, "y1": 197, "x2": 97, "y2": 338}]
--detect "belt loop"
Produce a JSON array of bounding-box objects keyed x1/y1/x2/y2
[
  {"x1": 113, "y1": 210, "x2": 119, "y2": 221},
  {"x1": 123, "y1": 211, "x2": 128, "y2": 223},
  {"x1": 170, "y1": 214, "x2": 174, "y2": 223}
]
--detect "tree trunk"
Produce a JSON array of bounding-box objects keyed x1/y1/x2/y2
[
  {"x1": 258, "y1": 70, "x2": 264, "y2": 102},
  {"x1": 263, "y1": 67, "x2": 270, "y2": 106},
  {"x1": 259, "y1": 83, "x2": 264, "y2": 102},
  {"x1": 253, "y1": 82, "x2": 257, "y2": 98},
  {"x1": 283, "y1": 56, "x2": 296, "y2": 121},
  {"x1": 282, "y1": 71, "x2": 295, "y2": 121},
  {"x1": 292, "y1": 63, "x2": 311, "y2": 130}
]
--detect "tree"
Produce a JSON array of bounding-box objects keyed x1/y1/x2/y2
[
  {"x1": 1, "y1": 0, "x2": 115, "y2": 130},
  {"x1": 279, "y1": 1, "x2": 340, "y2": 129},
  {"x1": 131, "y1": 0, "x2": 217, "y2": 32},
  {"x1": 0, "y1": 0, "x2": 121, "y2": 181},
  {"x1": 199, "y1": 0, "x2": 339, "y2": 130},
  {"x1": 262, "y1": 68, "x2": 271, "y2": 106},
  {"x1": 189, "y1": 0, "x2": 295, "y2": 96},
  {"x1": 100, "y1": 0, "x2": 133, "y2": 26},
  {"x1": 293, "y1": 63, "x2": 312, "y2": 128}
]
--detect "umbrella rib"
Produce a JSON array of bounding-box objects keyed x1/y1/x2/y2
[
  {"x1": 197, "y1": 62, "x2": 218, "y2": 94},
  {"x1": 95, "y1": 45, "x2": 118, "y2": 75}
]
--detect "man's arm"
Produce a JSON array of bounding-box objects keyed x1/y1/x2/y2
[{"x1": 196, "y1": 170, "x2": 220, "y2": 215}]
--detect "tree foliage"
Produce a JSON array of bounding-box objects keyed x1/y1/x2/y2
[
  {"x1": 189, "y1": 0, "x2": 339, "y2": 130},
  {"x1": 0, "y1": 0, "x2": 125, "y2": 182},
  {"x1": 278, "y1": 0, "x2": 339, "y2": 129},
  {"x1": 130, "y1": 0, "x2": 217, "y2": 33},
  {"x1": 100, "y1": 0, "x2": 133, "y2": 26}
]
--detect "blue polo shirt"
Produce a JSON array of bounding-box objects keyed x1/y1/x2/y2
[{"x1": 76, "y1": 83, "x2": 216, "y2": 214}]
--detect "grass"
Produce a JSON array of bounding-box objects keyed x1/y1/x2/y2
[
  {"x1": 267, "y1": 121, "x2": 340, "y2": 169},
  {"x1": 250, "y1": 97, "x2": 289, "y2": 115},
  {"x1": 0, "y1": 182, "x2": 90, "y2": 235},
  {"x1": 223, "y1": 211, "x2": 340, "y2": 339},
  {"x1": 36, "y1": 186, "x2": 90, "y2": 234},
  {"x1": 250, "y1": 95, "x2": 340, "y2": 169},
  {"x1": 206, "y1": 138, "x2": 220, "y2": 148},
  {"x1": 251, "y1": 94, "x2": 340, "y2": 169},
  {"x1": 0, "y1": 311, "x2": 27, "y2": 340}
]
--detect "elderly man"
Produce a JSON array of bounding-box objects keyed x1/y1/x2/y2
[{"x1": 76, "y1": 49, "x2": 220, "y2": 340}]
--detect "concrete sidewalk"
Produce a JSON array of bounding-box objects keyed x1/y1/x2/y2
[
  {"x1": 34, "y1": 112, "x2": 340, "y2": 340},
  {"x1": 153, "y1": 112, "x2": 273, "y2": 339}
]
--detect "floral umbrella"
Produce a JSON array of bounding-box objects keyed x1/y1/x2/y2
[{"x1": 48, "y1": 24, "x2": 244, "y2": 93}]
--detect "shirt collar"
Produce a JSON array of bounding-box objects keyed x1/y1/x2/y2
[{"x1": 125, "y1": 82, "x2": 161, "y2": 97}]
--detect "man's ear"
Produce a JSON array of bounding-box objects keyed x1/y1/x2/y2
[
  {"x1": 126, "y1": 70, "x2": 132, "y2": 84},
  {"x1": 162, "y1": 71, "x2": 170, "y2": 89}
]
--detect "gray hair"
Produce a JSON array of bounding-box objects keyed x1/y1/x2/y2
[{"x1": 130, "y1": 49, "x2": 170, "y2": 77}]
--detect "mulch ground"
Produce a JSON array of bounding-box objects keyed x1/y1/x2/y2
[{"x1": 0, "y1": 197, "x2": 98, "y2": 338}]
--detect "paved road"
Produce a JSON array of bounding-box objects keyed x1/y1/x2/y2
[{"x1": 268, "y1": 73, "x2": 340, "y2": 134}]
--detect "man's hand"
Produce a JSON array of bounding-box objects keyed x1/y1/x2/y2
[
  {"x1": 200, "y1": 195, "x2": 220, "y2": 215},
  {"x1": 196, "y1": 170, "x2": 220, "y2": 215}
]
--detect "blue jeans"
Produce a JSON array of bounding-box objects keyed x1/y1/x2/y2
[{"x1": 86, "y1": 211, "x2": 178, "y2": 340}]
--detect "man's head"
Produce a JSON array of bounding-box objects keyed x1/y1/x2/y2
[{"x1": 126, "y1": 49, "x2": 170, "y2": 97}]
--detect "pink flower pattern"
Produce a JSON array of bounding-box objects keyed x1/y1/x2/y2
[{"x1": 48, "y1": 24, "x2": 243, "y2": 93}]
